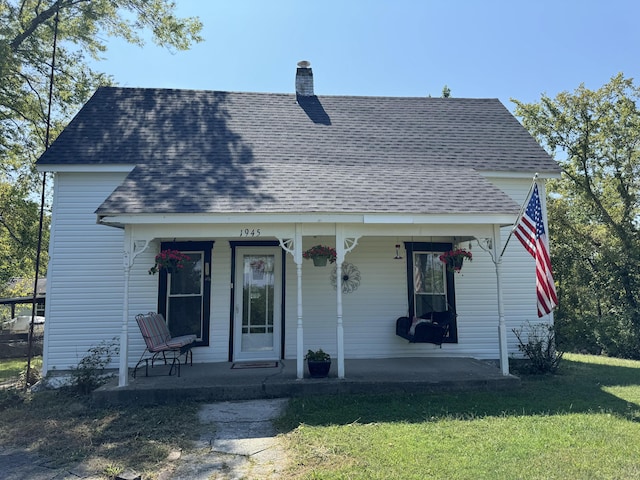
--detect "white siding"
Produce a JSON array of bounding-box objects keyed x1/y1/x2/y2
[
  {"x1": 43, "y1": 172, "x2": 128, "y2": 373},
  {"x1": 281, "y1": 228, "x2": 540, "y2": 361},
  {"x1": 44, "y1": 174, "x2": 547, "y2": 370}
]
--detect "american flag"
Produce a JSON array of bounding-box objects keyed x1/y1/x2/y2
[{"x1": 514, "y1": 184, "x2": 558, "y2": 317}]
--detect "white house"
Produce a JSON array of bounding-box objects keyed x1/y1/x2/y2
[{"x1": 36, "y1": 62, "x2": 560, "y2": 386}]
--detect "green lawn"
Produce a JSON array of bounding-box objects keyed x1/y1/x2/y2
[
  {"x1": 2, "y1": 354, "x2": 640, "y2": 479},
  {"x1": 0, "y1": 356, "x2": 41, "y2": 383},
  {"x1": 277, "y1": 354, "x2": 640, "y2": 479}
]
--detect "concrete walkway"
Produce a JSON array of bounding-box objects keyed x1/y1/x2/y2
[
  {"x1": 1, "y1": 398, "x2": 289, "y2": 480},
  {"x1": 163, "y1": 398, "x2": 289, "y2": 479}
]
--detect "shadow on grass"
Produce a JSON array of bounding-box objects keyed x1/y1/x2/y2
[
  {"x1": 0, "y1": 388, "x2": 200, "y2": 469},
  {"x1": 277, "y1": 356, "x2": 640, "y2": 431}
]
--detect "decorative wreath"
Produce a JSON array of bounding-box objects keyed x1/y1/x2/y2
[{"x1": 330, "y1": 262, "x2": 361, "y2": 294}]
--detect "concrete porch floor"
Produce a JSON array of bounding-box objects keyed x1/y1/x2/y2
[{"x1": 93, "y1": 357, "x2": 520, "y2": 406}]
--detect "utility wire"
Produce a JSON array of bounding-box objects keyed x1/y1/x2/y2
[{"x1": 26, "y1": 3, "x2": 60, "y2": 390}]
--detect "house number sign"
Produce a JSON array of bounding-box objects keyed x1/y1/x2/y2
[{"x1": 239, "y1": 228, "x2": 261, "y2": 237}]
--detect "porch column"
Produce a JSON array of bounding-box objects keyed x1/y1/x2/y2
[
  {"x1": 294, "y1": 225, "x2": 304, "y2": 379},
  {"x1": 119, "y1": 254, "x2": 131, "y2": 387},
  {"x1": 492, "y1": 224, "x2": 510, "y2": 375},
  {"x1": 334, "y1": 229, "x2": 360, "y2": 380},
  {"x1": 119, "y1": 234, "x2": 150, "y2": 387},
  {"x1": 335, "y1": 226, "x2": 346, "y2": 379},
  {"x1": 279, "y1": 226, "x2": 304, "y2": 379}
]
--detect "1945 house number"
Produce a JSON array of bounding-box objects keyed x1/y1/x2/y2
[{"x1": 240, "y1": 228, "x2": 261, "y2": 237}]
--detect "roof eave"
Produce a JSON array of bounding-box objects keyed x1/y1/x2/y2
[{"x1": 97, "y1": 211, "x2": 520, "y2": 229}]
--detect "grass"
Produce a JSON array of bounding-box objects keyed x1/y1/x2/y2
[
  {"x1": 0, "y1": 356, "x2": 41, "y2": 383},
  {"x1": 0, "y1": 357, "x2": 200, "y2": 479},
  {"x1": 3, "y1": 354, "x2": 640, "y2": 479},
  {"x1": 276, "y1": 354, "x2": 640, "y2": 479}
]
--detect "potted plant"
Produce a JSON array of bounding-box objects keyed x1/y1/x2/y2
[
  {"x1": 148, "y1": 249, "x2": 191, "y2": 275},
  {"x1": 439, "y1": 248, "x2": 472, "y2": 273},
  {"x1": 303, "y1": 245, "x2": 337, "y2": 267},
  {"x1": 305, "y1": 348, "x2": 331, "y2": 378}
]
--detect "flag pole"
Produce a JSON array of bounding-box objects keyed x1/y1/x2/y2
[{"x1": 499, "y1": 173, "x2": 539, "y2": 259}]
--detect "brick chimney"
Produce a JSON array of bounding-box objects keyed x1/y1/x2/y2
[{"x1": 295, "y1": 60, "x2": 314, "y2": 96}]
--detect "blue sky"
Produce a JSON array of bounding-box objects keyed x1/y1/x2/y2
[{"x1": 94, "y1": 0, "x2": 640, "y2": 112}]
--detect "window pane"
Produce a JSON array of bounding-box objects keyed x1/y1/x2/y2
[
  {"x1": 169, "y1": 253, "x2": 203, "y2": 295},
  {"x1": 414, "y1": 253, "x2": 445, "y2": 294},
  {"x1": 414, "y1": 251, "x2": 447, "y2": 317},
  {"x1": 167, "y1": 296, "x2": 202, "y2": 338}
]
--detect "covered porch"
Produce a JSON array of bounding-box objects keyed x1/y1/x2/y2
[
  {"x1": 111, "y1": 219, "x2": 516, "y2": 389},
  {"x1": 93, "y1": 357, "x2": 520, "y2": 406}
]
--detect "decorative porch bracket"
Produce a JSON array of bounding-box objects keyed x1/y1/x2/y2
[
  {"x1": 119, "y1": 235, "x2": 151, "y2": 387},
  {"x1": 278, "y1": 224, "x2": 305, "y2": 379},
  {"x1": 335, "y1": 228, "x2": 361, "y2": 379}
]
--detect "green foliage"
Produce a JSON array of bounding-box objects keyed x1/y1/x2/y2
[
  {"x1": 69, "y1": 338, "x2": 118, "y2": 394},
  {"x1": 0, "y1": 0, "x2": 203, "y2": 284},
  {"x1": 305, "y1": 348, "x2": 331, "y2": 362},
  {"x1": 512, "y1": 322, "x2": 564, "y2": 373},
  {"x1": 514, "y1": 74, "x2": 640, "y2": 357},
  {"x1": 0, "y1": 181, "x2": 49, "y2": 293}
]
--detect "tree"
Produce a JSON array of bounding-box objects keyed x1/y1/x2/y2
[
  {"x1": 0, "y1": 0, "x2": 202, "y2": 292},
  {"x1": 513, "y1": 73, "x2": 640, "y2": 357}
]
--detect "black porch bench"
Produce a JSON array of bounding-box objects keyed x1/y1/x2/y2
[{"x1": 395, "y1": 311, "x2": 453, "y2": 346}]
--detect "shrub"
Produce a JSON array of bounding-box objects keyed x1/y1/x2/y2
[
  {"x1": 512, "y1": 322, "x2": 564, "y2": 374},
  {"x1": 70, "y1": 338, "x2": 119, "y2": 394}
]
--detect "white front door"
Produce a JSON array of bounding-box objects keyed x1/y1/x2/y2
[{"x1": 233, "y1": 247, "x2": 282, "y2": 361}]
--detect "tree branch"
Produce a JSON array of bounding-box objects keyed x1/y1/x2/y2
[{"x1": 10, "y1": 0, "x2": 87, "y2": 52}]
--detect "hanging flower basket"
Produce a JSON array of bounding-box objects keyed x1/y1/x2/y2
[
  {"x1": 303, "y1": 245, "x2": 337, "y2": 267},
  {"x1": 148, "y1": 249, "x2": 191, "y2": 275},
  {"x1": 439, "y1": 248, "x2": 472, "y2": 273}
]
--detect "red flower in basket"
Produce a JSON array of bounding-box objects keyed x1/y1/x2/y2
[
  {"x1": 439, "y1": 248, "x2": 472, "y2": 273},
  {"x1": 149, "y1": 249, "x2": 191, "y2": 275}
]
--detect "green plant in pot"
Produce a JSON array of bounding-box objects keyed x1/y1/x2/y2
[{"x1": 305, "y1": 348, "x2": 331, "y2": 378}]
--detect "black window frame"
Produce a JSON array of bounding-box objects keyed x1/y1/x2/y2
[
  {"x1": 404, "y1": 241, "x2": 458, "y2": 343},
  {"x1": 157, "y1": 240, "x2": 214, "y2": 347}
]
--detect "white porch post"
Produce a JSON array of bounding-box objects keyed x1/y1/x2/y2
[
  {"x1": 294, "y1": 225, "x2": 304, "y2": 379},
  {"x1": 119, "y1": 254, "x2": 131, "y2": 387},
  {"x1": 335, "y1": 226, "x2": 345, "y2": 379},
  {"x1": 333, "y1": 229, "x2": 360, "y2": 380},
  {"x1": 492, "y1": 224, "x2": 510, "y2": 375},
  {"x1": 279, "y1": 225, "x2": 304, "y2": 379},
  {"x1": 119, "y1": 232, "x2": 150, "y2": 387}
]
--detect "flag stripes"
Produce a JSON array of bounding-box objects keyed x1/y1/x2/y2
[{"x1": 515, "y1": 183, "x2": 558, "y2": 317}]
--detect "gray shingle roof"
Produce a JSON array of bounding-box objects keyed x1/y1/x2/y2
[{"x1": 36, "y1": 87, "x2": 559, "y2": 216}]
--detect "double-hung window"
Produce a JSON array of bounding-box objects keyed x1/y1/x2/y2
[
  {"x1": 157, "y1": 241, "x2": 213, "y2": 346},
  {"x1": 405, "y1": 242, "x2": 458, "y2": 342}
]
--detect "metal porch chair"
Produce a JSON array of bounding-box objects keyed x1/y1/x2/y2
[{"x1": 133, "y1": 312, "x2": 196, "y2": 378}]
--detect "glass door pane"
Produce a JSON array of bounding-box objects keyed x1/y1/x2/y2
[
  {"x1": 234, "y1": 247, "x2": 281, "y2": 360},
  {"x1": 241, "y1": 254, "x2": 274, "y2": 351}
]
